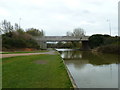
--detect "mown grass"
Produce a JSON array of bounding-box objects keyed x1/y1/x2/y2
[
  {"x1": 1, "y1": 50, "x2": 48, "y2": 54},
  {"x1": 2, "y1": 54, "x2": 72, "y2": 88}
]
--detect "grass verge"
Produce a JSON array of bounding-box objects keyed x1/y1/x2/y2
[{"x1": 2, "y1": 54, "x2": 73, "y2": 88}]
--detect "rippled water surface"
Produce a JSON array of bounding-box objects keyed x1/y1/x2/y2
[{"x1": 57, "y1": 49, "x2": 119, "y2": 88}]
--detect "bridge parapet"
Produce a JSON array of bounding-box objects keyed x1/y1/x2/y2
[
  {"x1": 33, "y1": 36, "x2": 89, "y2": 42},
  {"x1": 81, "y1": 36, "x2": 90, "y2": 41}
]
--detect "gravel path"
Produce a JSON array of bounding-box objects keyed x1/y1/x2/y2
[{"x1": 1, "y1": 51, "x2": 56, "y2": 58}]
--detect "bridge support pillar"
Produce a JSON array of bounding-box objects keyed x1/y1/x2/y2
[
  {"x1": 39, "y1": 42, "x2": 47, "y2": 49},
  {"x1": 82, "y1": 41, "x2": 90, "y2": 50}
]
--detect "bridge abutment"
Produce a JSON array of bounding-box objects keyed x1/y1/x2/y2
[
  {"x1": 39, "y1": 42, "x2": 47, "y2": 49},
  {"x1": 81, "y1": 41, "x2": 90, "y2": 50},
  {"x1": 34, "y1": 36, "x2": 90, "y2": 50}
]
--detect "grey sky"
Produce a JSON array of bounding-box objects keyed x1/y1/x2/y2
[{"x1": 0, "y1": 0, "x2": 119, "y2": 36}]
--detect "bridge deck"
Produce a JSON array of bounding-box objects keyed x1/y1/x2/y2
[{"x1": 34, "y1": 36, "x2": 89, "y2": 42}]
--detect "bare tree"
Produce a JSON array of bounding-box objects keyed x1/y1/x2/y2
[
  {"x1": 66, "y1": 28, "x2": 85, "y2": 37},
  {"x1": 66, "y1": 31, "x2": 72, "y2": 36},
  {"x1": 14, "y1": 23, "x2": 19, "y2": 30},
  {"x1": 1, "y1": 20, "x2": 13, "y2": 33},
  {"x1": 72, "y1": 28, "x2": 85, "y2": 37}
]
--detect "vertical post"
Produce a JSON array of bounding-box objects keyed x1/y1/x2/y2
[
  {"x1": 19, "y1": 18, "x2": 21, "y2": 29},
  {"x1": 0, "y1": 32, "x2": 2, "y2": 90},
  {"x1": 118, "y1": 1, "x2": 120, "y2": 88},
  {"x1": 107, "y1": 19, "x2": 111, "y2": 36}
]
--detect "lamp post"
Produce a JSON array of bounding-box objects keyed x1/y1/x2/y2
[
  {"x1": 19, "y1": 18, "x2": 21, "y2": 29},
  {"x1": 107, "y1": 19, "x2": 111, "y2": 36}
]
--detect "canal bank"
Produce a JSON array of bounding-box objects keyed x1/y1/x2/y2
[
  {"x1": 2, "y1": 51, "x2": 73, "y2": 88},
  {"x1": 56, "y1": 49, "x2": 118, "y2": 88},
  {"x1": 56, "y1": 49, "x2": 78, "y2": 88}
]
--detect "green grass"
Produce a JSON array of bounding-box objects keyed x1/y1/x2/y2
[
  {"x1": 1, "y1": 50, "x2": 48, "y2": 54},
  {"x1": 2, "y1": 54, "x2": 72, "y2": 88}
]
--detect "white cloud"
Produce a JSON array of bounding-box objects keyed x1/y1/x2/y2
[
  {"x1": 79, "y1": 21, "x2": 98, "y2": 26},
  {"x1": 0, "y1": 7, "x2": 11, "y2": 16},
  {"x1": 54, "y1": 15, "x2": 66, "y2": 20},
  {"x1": 62, "y1": 0, "x2": 81, "y2": 9},
  {"x1": 0, "y1": 0, "x2": 118, "y2": 36}
]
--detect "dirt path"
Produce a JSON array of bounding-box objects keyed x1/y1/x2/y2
[{"x1": 1, "y1": 51, "x2": 56, "y2": 58}]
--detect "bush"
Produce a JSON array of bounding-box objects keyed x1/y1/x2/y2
[
  {"x1": 89, "y1": 34, "x2": 105, "y2": 49},
  {"x1": 1, "y1": 20, "x2": 44, "y2": 50},
  {"x1": 89, "y1": 34, "x2": 119, "y2": 49},
  {"x1": 2, "y1": 30, "x2": 40, "y2": 50},
  {"x1": 97, "y1": 44, "x2": 120, "y2": 54}
]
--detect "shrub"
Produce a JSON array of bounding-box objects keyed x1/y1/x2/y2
[{"x1": 97, "y1": 44, "x2": 120, "y2": 54}]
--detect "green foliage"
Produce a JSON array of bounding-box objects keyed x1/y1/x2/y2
[
  {"x1": 89, "y1": 34, "x2": 119, "y2": 49},
  {"x1": 97, "y1": 43, "x2": 120, "y2": 54},
  {"x1": 64, "y1": 42, "x2": 74, "y2": 48},
  {"x1": 1, "y1": 20, "x2": 45, "y2": 50},
  {"x1": 2, "y1": 31, "x2": 39, "y2": 49},
  {"x1": 89, "y1": 34, "x2": 104, "y2": 48},
  {"x1": 47, "y1": 41, "x2": 82, "y2": 49},
  {"x1": 16, "y1": 28, "x2": 25, "y2": 34},
  {"x1": 89, "y1": 34, "x2": 120, "y2": 54},
  {"x1": 26, "y1": 28, "x2": 44, "y2": 36}
]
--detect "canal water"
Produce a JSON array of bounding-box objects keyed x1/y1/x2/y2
[{"x1": 56, "y1": 49, "x2": 119, "y2": 88}]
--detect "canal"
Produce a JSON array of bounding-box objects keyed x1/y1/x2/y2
[{"x1": 56, "y1": 49, "x2": 119, "y2": 88}]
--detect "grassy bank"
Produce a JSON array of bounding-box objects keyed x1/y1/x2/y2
[{"x1": 2, "y1": 54, "x2": 72, "y2": 88}]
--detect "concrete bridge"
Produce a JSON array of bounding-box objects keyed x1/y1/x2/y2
[{"x1": 33, "y1": 36, "x2": 90, "y2": 50}]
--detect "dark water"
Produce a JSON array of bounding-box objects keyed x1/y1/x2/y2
[{"x1": 56, "y1": 49, "x2": 119, "y2": 88}]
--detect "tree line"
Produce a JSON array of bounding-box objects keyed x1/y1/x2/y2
[
  {"x1": 47, "y1": 28, "x2": 120, "y2": 54},
  {"x1": 1, "y1": 20, "x2": 44, "y2": 51},
  {"x1": 89, "y1": 34, "x2": 120, "y2": 54},
  {"x1": 1, "y1": 19, "x2": 119, "y2": 54},
  {"x1": 47, "y1": 28, "x2": 85, "y2": 49}
]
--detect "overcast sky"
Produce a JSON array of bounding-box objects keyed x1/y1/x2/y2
[{"x1": 0, "y1": 0, "x2": 119, "y2": 36}]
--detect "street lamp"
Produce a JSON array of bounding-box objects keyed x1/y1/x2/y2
[
  {"x1": 19, "y1": 18, "x2": 21, "y2": 29},
  {"x1": 107, "y1": 19, "x2": 111, "y2": 36}
]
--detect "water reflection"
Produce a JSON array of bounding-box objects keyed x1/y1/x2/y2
[
  {"x1": 58, "y1": 49, "x2": 119, "y2": 88},
  {"x1": 60, "y1": 51, "x2": 118, "y2": 65}
]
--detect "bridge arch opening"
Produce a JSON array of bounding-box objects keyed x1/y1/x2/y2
[{"x1": 33, "y1": 36, "x2": 90, "y2": 50}]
